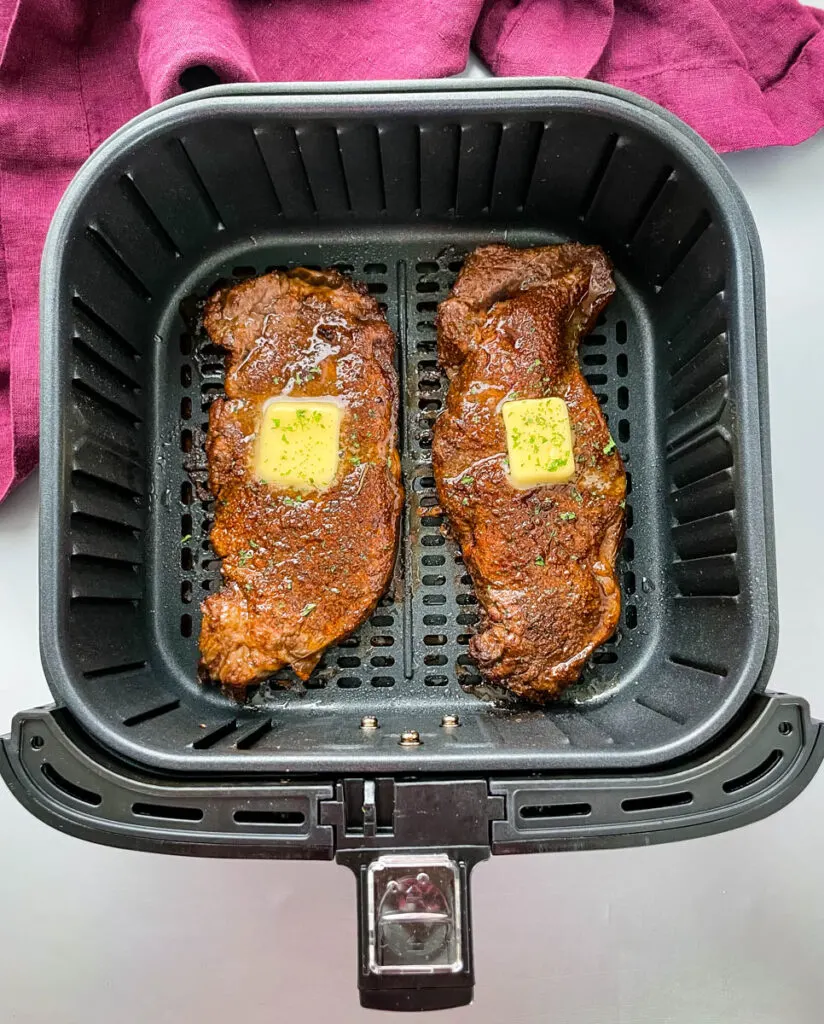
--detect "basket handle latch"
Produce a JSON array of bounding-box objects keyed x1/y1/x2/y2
[{"x1": 326, "y1": 778, "x2": 501, "y2": 1010}]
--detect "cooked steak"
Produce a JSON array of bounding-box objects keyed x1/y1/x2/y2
[
  {"x1": 432, "y1": 244, "x2": 625, "y2": 701},
  {"x1": 199, "y1": 268, "x2": 402, "y2": 689}
]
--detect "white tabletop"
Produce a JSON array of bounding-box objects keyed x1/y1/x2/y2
[{"x1": 2, "y1": 92, "x2": 824, "y2": 1024}]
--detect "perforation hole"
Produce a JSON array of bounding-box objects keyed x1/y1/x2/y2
[
  {"x1": 421, "y1": 534, "x2": 444, "y2": 547},
  {"x1": 423, "y1": 574, "x2": 446, "y2": 586},
  {"x1": 371, "y1": 615, "x2": 393, "y2": 627},
  {"x1": 424, "y1": 634, "x2": 447, "y2": 646},
  {"x1": 625, "y1": 605, "x2": 638, "y2": 630},
  {"x1": 423, "y1": 594, "x2": 446, "y2": 606},
  {"x1": 425, "y1": 653, "x2": 448, "y2": 666},
  {"x1": 618, "y1": 419, "x2": 630, "y2": 442},
  {"x1": 457, "y1": 612, "x2": 478, "y2": 625},
  {"x1": 425, "y1": 674, "x2": 448, "y2": 686},
  {"x1": 422, "y1": 555, "x2": 445, "y2": 566},
  {"x1": 181, "y1": 581, "x2": 192, "y2": 604},
  {"x1": 371, "y1": 655, "x2": 395, "y2": 668},
  {"x1": 180, "y1": 614, "x2": 192, "y2": 638},
  {"x1": 371, "y1": 676, "x2": 394, "y2": 687},
  {"x1": 423, "y1": 614, "x2": 447, "y2": 626},
  {"x1": 363, "y1": 262, "x2": 387, "y2": 275},
  {"x1": 337, "y1": 655, "x2": 361, "y2": 668},
  {"x1": 370, "y1": 636, "x2": 394, "y2": 647}
]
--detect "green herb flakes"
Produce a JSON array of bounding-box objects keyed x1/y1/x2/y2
[
  {"x1": 300, "y1": 603, "x2": 317, "y2": 617},
  {"x1": 603, "y1": 438, "x2": 616, "y2": 455},
  {"x1": 559, "y1": 511, "x2": 577, "y2": 521}
]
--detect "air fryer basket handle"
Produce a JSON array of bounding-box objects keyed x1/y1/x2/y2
[{"x1": 339, "y1": 850, "x2": 484, "y2": 1012}]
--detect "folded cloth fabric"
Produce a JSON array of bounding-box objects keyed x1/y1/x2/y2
[
  {"x1": 1, "y1": 0, "x2": 823, "y2": 501},
  {"x1": 475, "y1": 0, "x2": 824, "y2": 151}
]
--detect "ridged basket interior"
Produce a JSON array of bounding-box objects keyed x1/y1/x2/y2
[{"x1": 40, "y1": 88, "x2": 770, "y2": 772}]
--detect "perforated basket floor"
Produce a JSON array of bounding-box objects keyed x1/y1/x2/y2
[{"x1": 39, "y1": 82, "x2": 774, "y2": 773}]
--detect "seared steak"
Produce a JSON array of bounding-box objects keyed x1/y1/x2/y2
[
  {"x1": 200, "y1": 268, "x2": 402, "y2": 689},
  {"x1": 432, "y1": 245, "x2": 625, "y2": 701}
]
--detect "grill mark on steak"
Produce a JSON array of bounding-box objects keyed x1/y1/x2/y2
[
  {"x1": 199, "y1": 268, "x2": 402, "y2": 689},
  {"x1": 432, "y1": 245, "x2": 625, "y2": 701}
]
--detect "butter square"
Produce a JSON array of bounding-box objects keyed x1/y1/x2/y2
[
  {"x1": 256, "y1": 400, "x2": 342, "y2": 490},
  {"x1": 502, "y1": 397, "x2": 574, "y2": 487}
]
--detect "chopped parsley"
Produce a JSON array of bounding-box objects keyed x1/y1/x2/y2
[
  {"x1": 300, "y1": 603, "x2": 317, "y2": 617},
  {"x1": 619, "y1": 499, "x2": 626, "y2": 509},
  {"x1": 535, "y1": 555, "x2": 545, "y2": 566},
  {"x1": 461, "y1": 476, "x2": 474, "y2": 486},
  {"x1": 180, "y1": 534, "x2": 192, "y2": 544},
  {"x1": 603, "y1": 438, "x2": 616, "y2": 455},
  {"x1": 238, "y1": 549, "x2": 254, "y2": 565},
  {"x1": 559, "y1": 511, "x2": 577, "y2": 521},
  {"x1": 281, "y1": 496, "x2": 305, "y2": 507},
  {"x1": 570, "y1": 487, "x2": 584, "y2": 505}
]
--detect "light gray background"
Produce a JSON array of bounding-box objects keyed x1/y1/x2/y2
[{"x1": 3, "y1": 67, "x2": 824, "y2": 1024}]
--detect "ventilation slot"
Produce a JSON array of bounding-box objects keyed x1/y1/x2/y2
[
  {"x1": 133, "y1": 802, "x2": 204, "y2": 821},
  {"x1": 82, "y1": 660, "x2": 146, "y2": 680},
  {"x1": 192, "y1": 720, "x2": 238, "y2": 749},
  {"x1": 123, "y1": 700, "x2": 181, "y2": 727},
  {"x1": 85, "y1": 226, "x2": 152, "y2": 301},
  {"x1": 233, "y1": 809, "x2": 305, "y2": 825},
  {"x1": 41, "y1": 764, "x2": 102, "y2": 806},
  {"x1": 520, "y1": 802, "x2": 592, "y2": 819},
  {"x1": 621, "y1": 791, "x2": 692, "y2": 813},
  {"x1": 669, "y1": 655, "x2": 728, "y2": 678},
  {"x1": 722, "y1": 750, "x2": 783, "y2": 794},
  {"x1": 235, "y1": 720, "x2": 274, "y2": 750}
]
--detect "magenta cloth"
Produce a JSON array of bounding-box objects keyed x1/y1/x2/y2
[{"x1": 2, "y1": 0, "x2": 824, "y2": 501}]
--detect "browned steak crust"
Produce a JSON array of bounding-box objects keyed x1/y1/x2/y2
[
  {"x1": 432, "y1": 245, "x2": 625, "y2": 701},
  {"x1": 199, "y1": 268, "x2": 402, "y2": 689}
]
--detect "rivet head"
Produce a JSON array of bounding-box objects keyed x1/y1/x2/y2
[
  {"x1": 360, "y1": 715, "x2": 379, "y2": 731},
  {"x1": 441, "y1": 714, "x2": 460, "y2": 728},
  {"x1": 399, "y1": 729, "x2": 422, "y2": 746}
]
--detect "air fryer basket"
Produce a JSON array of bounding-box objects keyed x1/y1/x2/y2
[
  {"x1": 38, "y1": 81, "x2": 775, "y2": 774},
  {"x1": 3, "y1": 79, "x2": 820, "y2": 1010}
]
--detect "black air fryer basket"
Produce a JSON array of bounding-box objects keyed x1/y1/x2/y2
[{"x1": 3, "y1": 80, "x2": 822, "y2": 1011}]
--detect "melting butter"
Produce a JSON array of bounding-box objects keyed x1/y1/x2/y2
[
  {"x1": 502, "y1": 397, "x2": 574, "y2": 487},
  {"x1": 256, "y1": 399, "x2": 342, "y2": 490}
]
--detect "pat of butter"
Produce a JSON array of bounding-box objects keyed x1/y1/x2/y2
[
  {"x1": 502, "y1": 397, "x2": 574, "y2": 487},
  {"x1": 256, "y1": 399, "x2": 342, "y2": 490}
]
